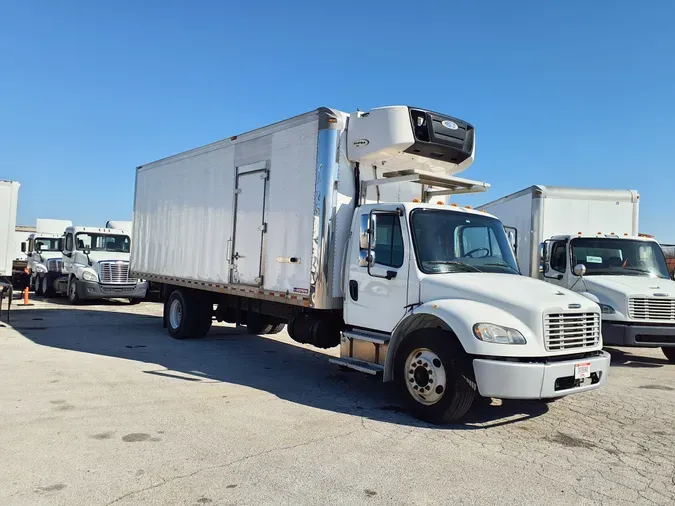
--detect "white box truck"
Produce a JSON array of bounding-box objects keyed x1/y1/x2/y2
[
  {"x1": 1, "y1": 181, "x2": 21, "y2": 282},
  {"x1": 480, "y1": 186, "x2": 675, "y2": 363},
  {"x1": 131, "y1": 106, "x2": 610, "y2": 423},
  {"x1": 50, "y1": 223, "x2": 148, "y2": 303},
  {"x1": 25, "y1": 219, "x2": 73, "y2": 296}
]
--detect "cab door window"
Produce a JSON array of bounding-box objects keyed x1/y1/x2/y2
[
  {"x1": 373, "y1": 215, "x2": 404, "y2": 268},
  {"x1": 549, "y1": 241, "x2": 567, "y2": 273}
]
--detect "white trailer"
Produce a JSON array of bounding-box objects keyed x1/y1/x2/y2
[
  {"x1": 132, "y1": 106, "x2": 610, "y2": 423},
  {"x1": 481, "y1": 186, "x2": 675, "y2": 363},
  {"x1": 0, "y1": 181, "x2": 21, "y2": 280}
]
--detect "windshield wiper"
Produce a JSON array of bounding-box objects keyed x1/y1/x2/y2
[
  {"x1": 484, "y1": 262, "x2": 520, "y2": 274},
  {"x1": 424, "y1": 261, "x2": 483, "y2": 272}
]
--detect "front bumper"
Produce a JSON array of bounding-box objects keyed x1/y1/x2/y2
[
  {"x1": 75, "y1": 280, "x2": 148, "y2": 300},
  {"x1": 472, "y1": 350, "x2": 610, "y2": 399},
  {"x1": 602, "y1": 321, "x2": 675, "y2": 347}
]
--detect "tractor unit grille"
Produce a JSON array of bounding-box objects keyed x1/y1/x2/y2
[
  {"x1": 629, "y1": 297, "x2": 675, "y2": 321},
  {"x1": 544, "y1": 312, "x2": 601, "y2": 351},
  {"x1": 47, "y1": 258, "x2": 62, "y2": 273},
  {"x1": 98, "y1": 261, "x2": 131, "y2": 284}
]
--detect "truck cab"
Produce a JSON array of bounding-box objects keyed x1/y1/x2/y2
[
  {"x1": 336, "y1": 201, "x2": 609, "y2": 421},
  {"x1": 52, "y1": 225, "x2": 148, "y2": 304},
  {"x1": 542, "y1": 234, "x2": 675, "y2": 362},
  {"x1": 27, "y1": 232, "x2": 65, "y2": 296}
]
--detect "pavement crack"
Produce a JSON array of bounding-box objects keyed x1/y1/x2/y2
[{"x1": 105, "y1": 429, "x2": 360, "y2": 505}]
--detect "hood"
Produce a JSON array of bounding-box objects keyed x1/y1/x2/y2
[
  {"x1": 581, "y1": 275, "x2": 675, "y2": 298},
  {"x1": 89, "y1": 251, "x2": 130, "y2": 263},
  {"x1": 36, "y1": 251, "x2": 62, "y2": 262},
  {"x1": 420, "y1": 273, "x2": 599, "y2": 336}
]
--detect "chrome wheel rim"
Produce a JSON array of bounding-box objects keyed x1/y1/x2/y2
[
  {"x1": 405, "y1": 348, "x2": 447, "y2": 405},
  {"x1": 69, "y1": 282, "x2": 76, "y2": 300},
  {"x1": 169, "y1": 299, "x2": 183, "y2": 330}
]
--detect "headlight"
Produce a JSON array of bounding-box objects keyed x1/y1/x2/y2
[
  {"x1": 473, "y1": 323, "x2": 527, "y2": 344},
  {"x1": 599, "y1": 304, "x2": 615, "y2": 314},
  {"x1": 34, "y1": 263, "x2": 48, "y2": 273},
  {"x1": 82, "y1": 270, "x2": 98, "y2": 282}
]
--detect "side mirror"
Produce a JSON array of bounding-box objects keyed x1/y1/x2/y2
[
  {"x1": 539, "y1": 242, "x2": 547, "y2": 273},
  {"x1": 574, "y1": 264, "x2": 587, "y2": 277},
  {"x1": 359, "y1": 214, "x2": 369, "y2": 249},
  {"x1": 358, "y1": 249, "x2": 375, "y2": 268},
  {"x1": 21, "y1": 242, "x2": 26, "y2": 253},
  {"x1": 507, "y1": 230, "x2": 517, "y2": 254}
]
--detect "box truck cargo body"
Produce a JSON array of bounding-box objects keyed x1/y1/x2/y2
[
  {"x1": 0, "y1": 181, "x2": 21, "y2": 280},
  {"x1": 481, "y1": 186, "x2": 675, "y2": 363},
  {"x1": 132, "y1": 107, "x2": 610, "y2": 423}
]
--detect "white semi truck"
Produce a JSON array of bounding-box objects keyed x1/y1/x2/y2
[
  {"x1": 0, "y1": 181, "x2": 21, "y2": 284},
  {"x1": 25, "y1": 219, "x2": 73, "y2": 296},
  {"x1": 131, "y1": 106, "x2": 610, "y2": 423},
  {"x1": 50, "y1": 223, "x2": 148, "y2": 304},
  {"x1": 481, "y1": 186, "x2": 675, "y2": 363}
]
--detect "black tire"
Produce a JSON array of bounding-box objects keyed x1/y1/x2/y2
[
  {"x1": 35, "y1": 275, "x2": 44, "y2": 296},
  {"x1": 246, "y1": 314, "x2": 275, "y2": 335},
  {"x1": 41, "y1": 275, "x2": 54, "y2": 297},
  {"x1": 67, "y1": 277, "x2": 80, "y2": 305},
  {"x1": 267, "y1": 322, "x2": 286, "y2": 335},
  {"x1": 166, "y1": 289, "x2": 211, "y2": 339},
  {"x1": 662, "y1": 347, "x2": 675, "y2": 363},
  {"x1": 128, "y1": 298, "x2": 142, "y2": 305},
  {"x1": 394, "y1": 328, "x2": 476, "y2": 424},
  {"x1": 30, "y1": 274, "x2": 37, "y2": 293}
]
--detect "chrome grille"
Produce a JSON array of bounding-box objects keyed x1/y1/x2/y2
[
  {"x1": 47, "y1": 258, "x2": 62, "y2": 273},
  {"x1": 98, "y1": 261, "x2": 131, "y2": 284},
  {"x1": 544, "y1": 312, "x2": 600, "y2": 351},
  {"x1": 629, "y1": 297, "x2": 675, "y2": 321}
]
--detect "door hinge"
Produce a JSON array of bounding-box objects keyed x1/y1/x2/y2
[
  {"x1": 260, "y1": 170, "x2": 269, "y2": 180},
  {"x1": 234, "y1": 188, "x2": 242, "y2": 194},
  {"x1": 258, "y1": 223, "x2": 267, "y2": 233},
  {"x1": 254, "y1": 276, "x2": 264, "y2": 285}
]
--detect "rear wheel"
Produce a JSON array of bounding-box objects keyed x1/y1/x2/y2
[
  {"x1": 166, "y1": 289, "x2": 211, "y2": 339},
  {"x1": 662, "y1": 347, "x2": 675, "y2": 363},
  {"x1": 395, "y1": 328, "x2": 476, "y2": 424},
  {"x1": 267, "y1": 322, "x2": 286, "y2": 335}
]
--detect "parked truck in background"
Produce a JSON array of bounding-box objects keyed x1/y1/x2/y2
[
  {"x1": 0, "y1": 181, "x2": 21, "y2": 285},
  {"x1": 131, "y1": 106, "x2": 610, "y2": 423},
  {"x1": 25, "y1": 219, "x2": 72, "y2": 296},
  {"x1": 49, "y1": 223, "x2": 148, "y2": 304},
  {"x1": 480, "y1": 186, "x2": 675, "y2": 363}
]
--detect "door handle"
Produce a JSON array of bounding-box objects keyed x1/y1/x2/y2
[{"x1": 349, "y1": 280, "x2": 358, "y2": 301}]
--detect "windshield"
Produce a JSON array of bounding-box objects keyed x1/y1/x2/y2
[
  {"x1": 35, "y1": 237, "x2": 62, "y2": 252},
  {"x1": 571, "y1": 238, "x2": 669, "y2": 278},
  {"x1": 76, "y1": 233, "x2": 131, "y2": 253},
  {"x1": 411, "y1": 210, "x2": 520, "y2": 274}
]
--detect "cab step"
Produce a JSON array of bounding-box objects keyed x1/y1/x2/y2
[
  {"x1": 342, "y1": 328, "x2": 390, "y2": 345},
  {"x1": 329, "y1": 357, "x2": 384, "y2": 375}
]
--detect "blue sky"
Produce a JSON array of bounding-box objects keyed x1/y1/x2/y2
[{"x1": 2, "y1": 1, "x2": 674, "y2": 242}]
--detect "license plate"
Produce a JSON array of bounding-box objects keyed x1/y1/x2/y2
[{"x1": 575, "y1": 362, "x2": 591, "y2": 379}]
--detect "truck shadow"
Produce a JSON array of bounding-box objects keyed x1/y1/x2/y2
[
  {"x1": 605, "y1": 347, "x2": 671, "y2": 368},
  {"x1": 4, "y1": 306, "x2": 548, "y2": 429}
]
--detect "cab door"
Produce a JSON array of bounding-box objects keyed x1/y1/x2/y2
[
  {"x1": 543, "y1": 239, "x2": 569, "y2": 288},
  {"x1": 344, "y1": 206, "x2": 410, "y2": 332}
]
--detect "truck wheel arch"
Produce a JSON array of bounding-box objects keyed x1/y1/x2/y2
[{"x1": 384, "y1": 313, "x2": 454, "y2": 382}]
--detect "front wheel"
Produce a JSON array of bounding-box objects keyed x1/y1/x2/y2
[
  {"x1": 68, "y1": 278, "x2": 80, "y2": 304},
  {"x1": 128, "y1": 298, "x2": 142, "y2": 305},
  {"x1": 41, "y1": 275, "x2": 54, "y2": 297},
  {"x1": 166, "y1": 289, "x2": 211, "y2": 339},
  {"x1": 662, "y1": 347, "x2": 675, "y2": 363},
  {"x1": 395, "y1": 329, "x2": 476, "y2": 424},
  {"x1": 35, "y1": 275, "x2": 44, "y2": 296}
]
